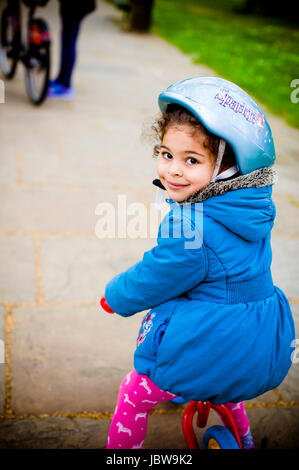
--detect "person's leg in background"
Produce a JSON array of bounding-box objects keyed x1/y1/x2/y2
[
  {"x1": 55, "y1": 15, "x2": 81, "y2": 89},
  {"x1": 106, "y1": 369, "x2": 177, "y2": 449},
  {"x1": 47, "y1": 15, "x2": 81, "y2": 99}
]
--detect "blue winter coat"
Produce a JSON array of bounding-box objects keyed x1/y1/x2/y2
[{"x1": 105, "y1": 168, "x2": 295, "y2": 404}]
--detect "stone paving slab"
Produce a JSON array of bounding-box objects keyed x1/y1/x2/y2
[
  {"x1": 279, "y1": 362, "x2": 299, "y2": 403},
  {"x1": 0, "y1": 416, "x2": 109, "y2": 449},
  {"x1": 271, "y1": 238, "x2": 299, "y2": 299},
  {"x1": 0, "y1": 186, "x2": 149, "y2": 233},
  {"x1": 20, "y1": 137, "x2": 153, "y2": 188},
  {"x1": 0, "y1": 306, "x2": 5, "y2": 415},
  {"x1": 39, "y1": 236, "x2": 154, "y2": 303},
  {"x1": 276, "y1": 303, "x2": 299, "y2": 402},
  {"x1": 0, "y1": 235, "x2": 36, "y2": 303},
  {"x1": 1, "y1": 0, "x2": 299, "y2": 450},
  {"x1": 274, "y1": 164, "x2": 299, "y2": 196},
  {"x1": 1, "y1": 405, "x2": 299, "y2": 449},
  {"x1": 271, "y1": 196, "x2": 299, "y2": 238},
  {"x1": 10, "y1": 304, "x2": 144, "y2": 415},
  {"x1": 246, "y1": 407, "x2": 299, "y2": 449},
  {"x1": 2, "y1": 117, "x2": 154, "y2": 187},
  {"x1": 0, "y1": 151, "x2": 18, "y2": 184}
]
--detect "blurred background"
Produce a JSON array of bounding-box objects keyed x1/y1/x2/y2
[
  {"x1": 114, "y1": 0, "x2": 299, "y2": 128},
  {"x1": 0, "y1": 0, "x2": 298, "y2": 449}
]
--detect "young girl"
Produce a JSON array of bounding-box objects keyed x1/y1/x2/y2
[{"x1": 103, "y1": 77, "x2": 295, "y2": 449}]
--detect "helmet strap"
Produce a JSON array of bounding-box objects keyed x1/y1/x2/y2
[
  {"x1": 211, "y1": 139, "x2": 226, "y2": 183},
  {"x1": 155, "y1": 187, "x2": 165, "y2": 209}
]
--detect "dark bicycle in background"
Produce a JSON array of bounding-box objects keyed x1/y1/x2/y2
[{"x1": 0, "y1": 0, "x2": 51, "y2": 105}]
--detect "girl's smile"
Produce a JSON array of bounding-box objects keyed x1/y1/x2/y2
[{"x1": 157, "y1": 124, "x2": 216, "y2": 202}]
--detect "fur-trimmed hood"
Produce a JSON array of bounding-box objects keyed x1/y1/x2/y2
[
  {"x1": 153, "y1": 167, "x2": 277, "y2": 242},
  {"x1": 183, "y1": 167, "x2": 277, "y2": 204}
]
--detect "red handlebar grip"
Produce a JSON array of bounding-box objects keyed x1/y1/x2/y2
[{"x1": 100, "y1": 297, "x2": 114, "y2": 314}]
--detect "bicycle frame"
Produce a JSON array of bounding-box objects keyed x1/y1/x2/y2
[
  {"x1": 182, "y1": 400, "x2": 242, "y2": 449},
  {"x1": 1, "y1": 0, "x2": 51, "y2": 103},
  {"x1": 2, "y1": 0, "x2": 21, "y2": 48},
  {"x1": 3, "y1": 0, "x2": 41, "y2": 63}
]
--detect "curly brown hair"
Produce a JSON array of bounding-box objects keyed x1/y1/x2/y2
[{"x1": 151, "y1": 104, "x2": 235, "y2": 173}]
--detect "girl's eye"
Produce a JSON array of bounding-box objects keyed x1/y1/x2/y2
[
  {"x1": 162, "y1": 151, "x2": 172, "y2": 160},
  {"x1": 187, "y1": 157, "x2": 199, "y2": 165}
]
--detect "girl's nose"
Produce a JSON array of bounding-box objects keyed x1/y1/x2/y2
[{"x1": 168, "y1": 163, "x2": 183, "y2": 177}]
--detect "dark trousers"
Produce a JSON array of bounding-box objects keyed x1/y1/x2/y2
[{"x1": 56, "y1": 16, "x2": 81, "y2": 88}]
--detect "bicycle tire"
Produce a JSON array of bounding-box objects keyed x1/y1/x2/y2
[
  {"x1": 25, "y1": 18, "x2": 50, "y2": 105},
  {"x1": 25, "y1": 45, "x2": 50, "y2": 105},
  {"x1": 0, "y1": 7, "x2": 19, "y2": 79},
  {"x1": 202, "y1": 425, "x2": 240, "y2": 449}
]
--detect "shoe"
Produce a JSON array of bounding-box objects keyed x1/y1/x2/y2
[
  {"x1": 47, "y1": 82, "x2": 75, "y2": 100},
  {"x1": 47, "y1": 79, "x2": 59, "y2": 92},
  {"x1": 241, "y1": 430, "x2": 255, "y2": 449}
]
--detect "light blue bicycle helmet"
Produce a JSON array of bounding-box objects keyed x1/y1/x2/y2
[{"x1": 158, "y1": 76, "x2": 275, "y2": 175}]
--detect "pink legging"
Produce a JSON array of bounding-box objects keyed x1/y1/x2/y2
[{"x1": 106, "y1": 369, "x2": 250, "y2": 449}]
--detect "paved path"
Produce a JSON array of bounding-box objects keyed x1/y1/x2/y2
[{"x1": 0, "y1": 0, "x2": 298, "y2": 449}]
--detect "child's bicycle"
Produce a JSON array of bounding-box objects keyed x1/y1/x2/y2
[
  {"x1": 100, "y1": 297, "x2": 243, "y2": 449},
  {"x1": 0, "y1": 0, "x2": 50, "y2": 105}
]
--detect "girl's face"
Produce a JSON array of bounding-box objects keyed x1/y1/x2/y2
[{"x1": 157, "y1": 124, "x2": 216, "y2": 202}]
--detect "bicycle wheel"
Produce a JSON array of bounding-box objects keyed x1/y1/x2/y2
[
  {"x1": 0, "y1": 6, "x2": 20, "y2": 79},
  {"x1": 25, "y1": 18, "x2": 50, "y2": 105},
  {"x1": 202, "y1": 425, "x2": 240, "y2": 449}
]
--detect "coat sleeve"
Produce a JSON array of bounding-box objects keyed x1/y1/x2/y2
[{"x1": 104, "y1": 208, "x2": 207, "y2": 317}]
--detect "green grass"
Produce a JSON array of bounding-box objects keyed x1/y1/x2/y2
[{"x1": 152, "y1": 0, "x2": 299, "y2": 128}]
